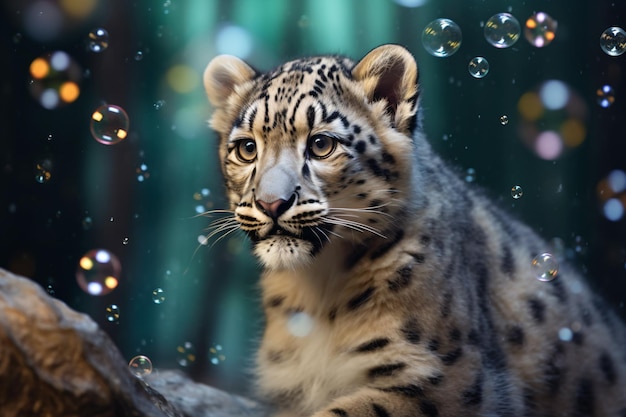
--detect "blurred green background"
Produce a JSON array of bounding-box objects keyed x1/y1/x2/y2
[{"x1": 1, "y1": 0, "x2": 625, "y2": 395}]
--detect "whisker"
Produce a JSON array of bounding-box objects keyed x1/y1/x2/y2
[{"x1": 323, "y1": 216, "x2": 387, "y2": 239}]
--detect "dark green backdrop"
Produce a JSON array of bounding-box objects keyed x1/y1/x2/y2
[{"x1": 1, "y1": 0, "x2": 625, "y2": 394}]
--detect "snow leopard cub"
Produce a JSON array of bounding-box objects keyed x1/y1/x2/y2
[{"x1": 203, "y1": 44, "x2": 626, "y2": 417}]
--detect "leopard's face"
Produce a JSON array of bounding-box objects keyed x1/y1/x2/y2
[{"x1": 204, "y1": 48, "x2": 419, "y2": 270}]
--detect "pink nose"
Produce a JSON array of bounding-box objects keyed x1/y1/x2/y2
[{"x1": 256, "y1": 198, "x2": 290, "y2": 219}]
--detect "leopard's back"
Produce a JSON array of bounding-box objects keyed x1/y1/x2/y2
[{"x1": 204, "y1": 44, "x2": 626, "y2": 417}]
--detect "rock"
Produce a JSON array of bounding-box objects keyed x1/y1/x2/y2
[{"x1": 0, "y1": 268, "x2": 267, "y2": 417}]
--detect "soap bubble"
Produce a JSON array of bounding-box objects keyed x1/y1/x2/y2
[
  {"x1": 153, "y1": 100, "x2": 166, "y2": 110},
  {"x1": 287, "y1": 312, "x2": 314, "y2": 337},
  {"x1": 105, "y1": 304, "x2": 120, "y2": 323},
  {"x1": 511, "y1": 185, "x2": 523, "y2": 199},
  {"x1": 531, "y1": 253, "x2": 559, "y2": 282},
  {"x1": 603, "y1": 198, "x2": 624, "y2": 222},
  {"x1": 484, "y1": 13, "x2": 520, "y2": 48},
  {"x1": 88, "y1": 28, "x2": 109, "y2": 53},
  {"x1": 596, "y1": 85, "x2": 615, "y2": 108},
  {"x1": 76, "y1": 249, "x2": 121, "y2": 296},
  {"x1": 128, "y1": 355, "x2": 153, "y2": 376},
  {"x1": 34, "y1": 159, "x2": 52, "y2": 183},
  {"x1": 176, "y1": 341, "x2": 196, "y2": 367},
  {"x1": 90, "y1": 104, "x2": 130, "y2": 145},
  {"x1": 29, "y1": 51, "x2": 82, "y2": 109},
  {"x1": 500, "y1": 115, "x2": 509, "y2": 125},
  {"x1": 468, "y1": 57, "x2": 489, "y2": 78},
  {"x1": 421, "y1": 18, "x2": 462, "y2": 57},
  {"x1": 152, "y1": 288, "x2": 166, "y2": 304},
  {"x1": 209, "y1": 344, "x2": 226, "y2": 365},
  {"x1": 600, "y1": 27, "x2": 626, "y2": 56},
  {"x1": 193, "y1": 188, "x2": 212, "y2": 214},
  {"x1": 524, "y1": 12, "x2": 557, "y2": 47},
  {"x1": 134, "y1": 50, "x2": 144, "y2": 61}
]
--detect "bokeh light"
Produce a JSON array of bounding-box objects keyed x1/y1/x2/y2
[
  {"x1": 421, "y1": 18, "x2": 462, "y2": 57},
  {"x1": 176, "y1": 341, "x2": 197, "y2": 367},
  {"x1": 596, "y1": 85, "x2": 615, "y2": 108},
  {"x1": 166, "y1": 65, "x2": 199, "y2": 94},
  {"x1": 90, "y1": 104, "x2": 130, "y2": 145},
  {"x1": 29, "y1": 51, "x2": 82, "y2": 109},
  {"x1": 215, "y1": 25, "x2": 253, "y2": 58},
  {"x1": 524, "y1": 12, "x2": 557, "y2": 47},
  {"x1": 517, "y1": 80, "x2": 587, "y2": 160},
  {"x1": 484, "y1": 13, "x2": 520, "y2": 48},
  {"x1": 597, "y1": 170, "x2": 626, "y2": 222},
  {"x1": 76, "y1": 249, "x2": 121, "y2": 296},
  {"x1": 209, "y1": 344, "x2": 226, "y2": 365}
]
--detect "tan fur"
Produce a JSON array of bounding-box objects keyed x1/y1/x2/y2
[{"x1": 204, "y1": 45, "x2": 626, "y2": 417}]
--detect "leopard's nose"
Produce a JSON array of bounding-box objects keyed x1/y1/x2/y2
[{"x1": 256, "y1": 194, "x2": 296, "y2": 219}]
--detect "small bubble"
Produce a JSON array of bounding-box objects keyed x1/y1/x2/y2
[
  {"x1": 596, "y1": 85, "x2": 615, "y2": 108},
  {"x1": 465, "y1": 168, "x2": 476, "y2": 183},
  {"x1": 421, "y1": 18, "x2": 462, "y2": 57},
  {"x1": 122, "y1": 237, "x2": 129, "y2": 245},
  {"x1": 136, "y1": 162, "x2": 150, "y2": 182},
  {"x1": 209, "y1": 344, "x2": 226, "y2": 365},
  {"x1": 128, "y1": 355, "x2": 153, "y2": 377},
  {"x1": 511, "y1": 185, "x2": 523, "y2": 199},
  {"x1": 558, "y1": 327, "x2": 573, "y2": 342},
  {"x1": 105, "y1": 304, "x2": 120, "y2": 323},
  {"x1": 152, "y1": 288, "x2": 166, "y2": 304},
  {"x1": 176, "y1": 341, "x2": 197, "y2": 367},
  {"x1": 531, "y1": 253, "x2": 559, "y2": 282},
  {"x1": 46, "y1": 283, "x2": 55, "y2": 296},
  {"x1": 134, "y1": 50, "x2": 144, "y2": 61},
  {"x1": 600, "y1": 26, "x2": 626, "y2": 57},
  {"x1": 468, "y1": 56, "x2": 489, "y2": 78},
  {"x1": 88, "y1": 28, "x2": 109, "y2": 53},
  {"x1": 163, "y1": 0, "x2": 172, "y2": 14},
  {"x1": 34, "y1": 159, "x2": 52, "y2": 183},
  {"x1": 12, "y1": 33, "x2": 22, "y2": 44},
  {"x1": 76, "y1": 249, "x2": 121, "y2": 296},
  {"x1": 153, "y1": 100, "x2": 166, "y2": 110},
  {"x1": 197, "y1": 234, "x2": 209, "y2": 246},
  {"x1": 484, "y1": 13, "x2": 520, "y2": 48},
  {"x1": 524, "y1": 12, "x2": 557, "y2": 47},
  {"x1": 109, "y1": 216, "x2": 114, "y2": 222},
  {"x1": 82, "y1": 216, "x2": 93, "y2": 230},
  {"x1": 47, "y1": 133, "x2": 53, "y2": 141},
  {"x1": 90, "y1": 104, "x2": 129, "y2": 145},
  {"x1": 500, "y1": 115, "x2": 509, "y2": 125}
]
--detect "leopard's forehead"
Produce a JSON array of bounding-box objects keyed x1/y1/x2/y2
[{"x1": 231, "y1": 55, "x2": 358, "y2": 141}]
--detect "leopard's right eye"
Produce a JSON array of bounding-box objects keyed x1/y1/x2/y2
[{"x1": 235, "y1": 139, "x2": 257, "y2": 162}]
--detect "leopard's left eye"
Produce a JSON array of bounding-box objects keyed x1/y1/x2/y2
[{"x1": 308, "y1": 134, "x2": 337, "y2": 159}]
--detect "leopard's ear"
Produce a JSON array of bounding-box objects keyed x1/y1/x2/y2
[
  {"x1": 203, "y1": 55, "x2": 257, "y2": 108},
  {"x1": 352, "y1": 44, "x2": 419, "y2": 134}
]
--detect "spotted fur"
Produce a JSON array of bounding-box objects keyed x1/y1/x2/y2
[{"x1": 203, "y1": 45, "x2": 626, "y2": 417}]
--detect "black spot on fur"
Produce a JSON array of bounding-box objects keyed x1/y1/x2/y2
[
  {"x1": 345, "y1": 244, "x2": 368, "y2": 270},
  {"x1": 574, "y1": 379, "x2": 594, "y2": 416},
  {"x1": 328, "y1": 307, "x2": 337, "y2": 322},
  {"x1": 462, "y1": 373, "x2": 483, "y2": 406},
  {"x1": 381, "y1": 152, "x2": 395, "y2": 164},
  {"x1": 427, "y1": 339, "x2": 439, "y2": 351},
  {"x1": 370, "y1": 229, "x2": 404, "y2": 260},
  {"x1": 441, "y1": 347, "x2": 463, "y2": 365},
  {"x1": 599, "y1": 352, "x2": 617, "y2": 385},
  {"x1": 506, "y1": 325, "x2": 525, "y2": 346},
  {"x1": 428, "y1": 373, "x2": 443, "y2": 385},
  {"x1": 355, "y1": 140, "x2": 367, "y2": 154},
  {"x1": 544, "y1": 342, "x2": 565, "y2": 394},
  {"x1": 449, "y1": 328, "x2": 462, "y2": 342},
  {"x1": 302, "y1": 162, "x2": 311, "y2": 179},
  {"x1": 501, "y1": 245, "x2": 515, "y2": 276},
  {"x1": 401, "y1": 318, "x2": 421, "y2": 344},
  {"x1": 330, "y1": 408, "x2": 348, "y2": 417},
  {"x1": 419, "y1": 400, "x2": 439, "y2": 417},
  {"x1": 440, "y1": 292, "x2": 453, "y2": 318},
  {"x1": 528, "y1": 297, "x2": 546, "y2": 323},
  {"x1": 372, "y1": 403, "x2": 390, "y2": 417},
  {"x1": 379, "y1": 384, "x2": 424, "y2": 397},
  {"x1": 306, "y1": 105, "x2": 316, "y2": 130},
  {"x1": 388, "y1": 264, "x2": 413, "y2": 291},
  {"x1": 354, "y1": 338, "x2": 390, "y2": 353},
  {"x1": 367, "y1": 362, "x2": 406, "y2": 379},
  {"x1": 268, "y1": 295, "x2": 285, "y2": 308},
  {"x1": 347, "y1": 287, "x2": 375, "y2": 311},
  {"x1": 549, "y1": 277, "x2": 568, "y2": 304}
]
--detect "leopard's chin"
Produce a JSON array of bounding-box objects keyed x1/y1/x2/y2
[{"x1": 253, "y1": 235, "x2": 315, "y2": 271}]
